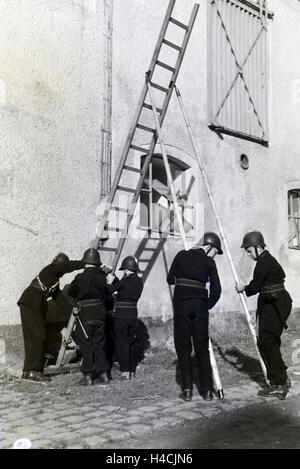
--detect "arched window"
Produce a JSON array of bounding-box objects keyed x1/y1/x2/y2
[
  {"x1": 288, "y1": 189, "x2": 300, "y2": 249},
  {"x1": 140, "y1": 154, "x2": 194, "y2": 236}
]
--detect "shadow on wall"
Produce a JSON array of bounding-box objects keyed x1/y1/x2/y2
[{"x1": 134, "y1": 232, "x2": 173, "y2": 303}]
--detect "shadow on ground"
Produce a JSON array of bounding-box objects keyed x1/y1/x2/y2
[
  {"x1": 174, "y1": 341, "x2": 266, "y2": 396},
  {"x1": 105, "y1": 399, "x2": 300, "y2": 449},
  {"x1": 213, "y1": 342, "x2": 266, "y2": 388}
]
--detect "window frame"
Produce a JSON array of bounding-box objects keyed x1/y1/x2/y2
[
  {"x1": 288, "y1": 189, "x2": 300, "y2": 250},
  {"x1": 139, "y1": 154, "x2": 195, "y2": 238}
]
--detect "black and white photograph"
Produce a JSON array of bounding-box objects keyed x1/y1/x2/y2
[{"x1": 0, "y1": 0, "x2": 300, "y2": 455}]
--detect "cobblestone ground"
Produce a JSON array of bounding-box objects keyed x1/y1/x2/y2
[
  {"x1": 1, "y1": 369, "x2": 300, "y2": 449},
  {"x1": 1, "y1": 324, "x2": 299, "y2": 450}
]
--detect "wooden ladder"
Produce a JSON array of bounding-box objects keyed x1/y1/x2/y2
[{"x1": 94, "y1": 0, "x2": 199, "y2": 274}]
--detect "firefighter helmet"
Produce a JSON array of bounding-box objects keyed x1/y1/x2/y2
[
  {"x1": 203, "y1": 232, "x2": 223, "y2": 255},
  {"x1": 82, "y1": 248, "x2": 102, "y2": 266},
  {"x1": 119, "y1": 256, "x2": 140, "y2": 272},
  {"x1": 53, "y1": 252, "x2": 69, "y2": 264},
  {"x1": 241, "y1": 231, "x2": 266, "y2": 249}
]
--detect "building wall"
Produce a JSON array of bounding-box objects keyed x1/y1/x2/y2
[
  {"x1": 112, "y1": 0, "x2": 300, "y2": 329},
  {"x1": 0, "y1": 0, "x2": 111, "y2": 325}
]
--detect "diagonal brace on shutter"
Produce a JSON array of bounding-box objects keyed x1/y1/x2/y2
[{"x1": 212, "y1": 0, "x2": 268, "y2": 138}]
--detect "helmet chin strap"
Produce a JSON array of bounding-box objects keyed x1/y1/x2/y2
[
  {"x1": 254, "y1": 246, "x2": 261, "y2": 260},
  {"x1": 206, "y1": 245, "x2": 213, "y2": 255}
]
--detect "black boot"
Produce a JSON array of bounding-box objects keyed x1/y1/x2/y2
[
  {"x1": 120, "y1": 372, "x2": 130, "y2": 381},
  {"x1": 21, "y1": 371, "x2": 50, "y2": 383},
  {"x1": 179, "y1": 389, "x2": 193, "y2": 402},
  {"x1": 202, "y1": 390, "x2": 214, "y2": 401},
  {"x1": 258, "y1": 384, "x2": 289, "y2": 400},
  {"x1": 94, "y1": 372, "x2": 109, "y2": 386},
  {"x1": 84, "y1": 374, "x2": 94, "y2": 386}
]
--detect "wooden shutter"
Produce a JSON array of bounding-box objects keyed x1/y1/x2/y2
[{"x1": 208, "y1": 0, "x2": 271, "y2": 145}]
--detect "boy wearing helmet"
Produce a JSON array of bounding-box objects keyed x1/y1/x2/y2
[
  {"x1": 236, "y1": 231, "x2": 292, "y2": 398},
  {"x1": 68, "y1": 248, "x2": 110, "y2": 386},
  {"x1": 106, "y1": 256, "x2": 143, "y2": 380},
  {"x1": 167, "y1": 232, "x2": 222, "y2": 402},
  {"x1": 17, "y1": 253, "x2": 84, "y2": 382}
]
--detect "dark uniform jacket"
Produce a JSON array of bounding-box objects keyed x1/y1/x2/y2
[
  {"x1": 245, "y1": 250, "x2": 292, "y2": 324},
  {"x1": 245, "y1": 250, "x2": 288, "y2": 297},
  {"x1": 107, "y1": 273, "x2": 144, "y2": 319},
  {"x1": 18, "y1": 260, "x2": 85, "y2": 314},
  {"x1": 167, "y1": 248, "x2": 221, "y2": 309},
  {"x1": 68, "y1": 267, "x2": 107, "y2": 321}
]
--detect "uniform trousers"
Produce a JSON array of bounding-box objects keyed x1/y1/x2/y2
[
  {"x1": 114, "y1": 318, "x2": 138, "y2": 373},
  {"x1": 19, "y1": 304, "x2": 47, "y2": 372},
  {"x1": 257, "y1": 294, "x2": 292, "y2": 385},
  {"x1": 173, "y1": 298, "x2": 213, "y2": 392},
  {"x1": 73, "y1": 319, "x2": 109, "y2": 376},
  {"x1": 106, "y1": 313, "x2": 117, "y2": 369}
]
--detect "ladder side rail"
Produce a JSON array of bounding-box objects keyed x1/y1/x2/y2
[
  {"x1": 110, "y1": 140, "x2": 161, "y2": 272},
  {"x1": 147, "y1": 82, "x2": 188, "y2": 248},
  {"x1": 55, "y1": 312, "x2": 77, "y2": 368},
  {"x1": 156, "y1": 4, "x2": 200, "y2": 131},
  {"x1": 94, "y1": 84, "x2": 148, "y2": 249},
  {"x1": 175, "y1": 87, "x2": 269, "y2": 385}
]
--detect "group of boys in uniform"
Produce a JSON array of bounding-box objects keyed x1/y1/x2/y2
[
  {"x1": 17, "y1": 249, "x2": 143, "y2": 386},
  {"x1": 17, "y1": 230, "x2": 292, "y2": 400}
]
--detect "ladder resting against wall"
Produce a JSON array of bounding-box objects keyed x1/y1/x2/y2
[{"x1": 93, "y1": 0, "x2": 199, "y2": 273}]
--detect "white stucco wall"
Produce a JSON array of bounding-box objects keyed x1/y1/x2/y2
[{"x1": 0, "y1": 0, "x2": 108, "y2": 324}]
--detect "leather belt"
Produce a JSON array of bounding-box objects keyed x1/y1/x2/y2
[
  {"x1": 78, "y1": 299, "x2": 104, "y2": 308},
  {"x1": 115, "y1": 301, "x2": 137, "y2": 308},
  {"x1": 261, "y1": 283, "x2": 285, "y2": 294},
  {"x1": 175, "y1": 278, "x2": 206, "y2": 289},
  {"x1": 31, "y1": 277, "x2": 59, "y2": 295}
]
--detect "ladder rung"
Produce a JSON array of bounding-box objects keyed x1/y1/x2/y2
[
  {"x1": 99, "y1": 246, "x2": 118, "y2": 252},
  {"x1": 141, "y1": 188, "x2": 151, "y2": 193},
  {"x1": 124, "y1": 165, "x2": 142, "y2": 174},
  {"x1": 136, "y1": 124, "x2": 156, "y2": 133},
  {"x1": 117, "y1": 185, "x2": 136, "y2": 194},
  {"x1": 150, "y1": 82, "x2": 169, "y2": 93},
  {"x1": 162, "y1": 39, "x2": 182, "y2": 51},
  {"x1": 130, "y1": 144, "x2": 149, "y2": 153},
  {"x1": 143, "y1": 103, "x2": 163, "y2": 114},
  {"x1": 169, "y1": 17, "x2": 189, "y2": 31},
  {"x1": 143, "y1": 247, "x2": 156, "y2": 251},
  {"x1": 156, "y1": 60, "x2": 176, "y2": 72},
  {"x1": 111, "y1": 206, "x2": 129, "y2": 213}
]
